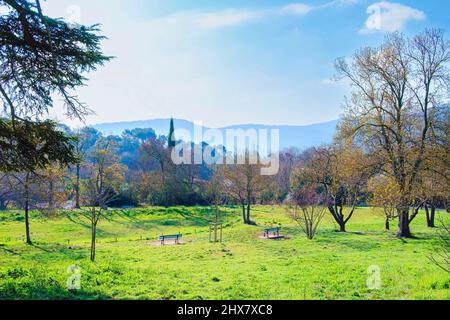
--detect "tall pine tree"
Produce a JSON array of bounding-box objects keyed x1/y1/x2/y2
[{"x1": 168, "y1": 118, "x2": 176, "y2": 148}]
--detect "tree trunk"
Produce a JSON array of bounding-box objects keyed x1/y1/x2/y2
[
  {"x1": 0, "y1": 198, "x2": 6, "y2": 210},
  {"x1": 425, "y1": 205, "x2": 430, "y2": 226},
  {"x1": 24, "y1": 181, "x2": 32, "y2": 245},
  {"x1": 385, "y1": 217, "x2": 390, "y2": 231},
  {"x1": 241, "y1": 203, "x2": 246, "y2": 224},
  {"x1": 328, "y1": 206, "x2": 347, "y2": 232},
  {"x1": 245, "y1": 189, "x2": 252, "y2": 225},
  {"x1": 398, "y1": 209, "x2": 411, "y2": 238},
  {"x1": 49, "y1": 180, "x2": 54, "y2": 209},
  {"x1": 90, "y1": 222, "x2": 96, "y2": 262},
  {"x1": 75, "y1": 164, "x2": 81, "y2": 209},
  {"x1": 426, "y1": 205, "x2": 436, "y2": 228}
]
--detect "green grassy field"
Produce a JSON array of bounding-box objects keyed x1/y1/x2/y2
[{"x1": 0, "y1": 206, "x2": 448, "y2": 300}]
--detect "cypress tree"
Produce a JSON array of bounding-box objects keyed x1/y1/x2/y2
[{"x1": 168, "y1": 118, "x2": 176, "y2": 148}]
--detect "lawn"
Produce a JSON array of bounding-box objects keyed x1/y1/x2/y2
[{"x1": 0, "y1": 206, "x2": 448, "y2": 300}]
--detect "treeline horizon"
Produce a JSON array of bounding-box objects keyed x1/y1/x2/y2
[{"x1": 0, "y1": 119, "x2": 316, "y2": 208}]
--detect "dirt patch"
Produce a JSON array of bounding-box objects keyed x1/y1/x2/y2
[
  {"x1": 148, "y1": 241, "x2": 186, "y2": 246},
  {"x1": 257, "y1": 234, "x2": 288, "y2": 240}
]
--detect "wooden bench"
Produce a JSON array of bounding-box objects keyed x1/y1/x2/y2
[
  {"x1": 264, "y1": 227, "x2": 281, "y2": 238},
  {"x1": 159, "y1": 234, "x2": 182, "y2": 245}
]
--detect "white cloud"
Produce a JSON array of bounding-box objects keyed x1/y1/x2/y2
[
  {"x1": 280, "y1": 1, "x2": 359, "y2": 16},
  {"x1": 146, "y1": 1, "x2": 359, "y2": 31},
  {"x1": 321, "y1": 0, "x2": 360, "y2": 9},
  {"x1": 280, "y1": 4, "x2": 313, "y2": 16},
  {"x1": 361, "y1": 1, "x2": 426, "y2": 34},
  {"x1": 197, "y1": 9, "x2": 265, "y2": 29},
  {"x1": 144, "y1": 9, "x2": 267, "y2": 32}
]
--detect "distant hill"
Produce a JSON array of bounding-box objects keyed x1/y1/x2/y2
[{"x1": 93, "y1": 118, "x2": 339, "y2": 150}]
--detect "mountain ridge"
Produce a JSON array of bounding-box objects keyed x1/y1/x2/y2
[{"x1": 93, "y1": 118, "x2": 339, "y2": 150}]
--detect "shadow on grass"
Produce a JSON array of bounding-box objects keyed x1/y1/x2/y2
[
  {"x1": 64, "y1": 212, "x2": 91, "y2": 229},
  {"x1": 0, "y1": 244, "x2": 21, "y2": 256},
  {"x1": 396, "y1": 232, "x2": 441, "y2": 243},
  {"x1": 313, "y1": 230, "x2": 383, "y2": 251},
  {"x1": 30, "y1": 243, "x2": 52, "y2": 253},
  {"x1": 1, "y1": 243, "x2": 84, "y2": 262},
  {"x1": 64, "y1": 212, "x2": 117, "y2": 238},
  {"x1": 0, "y1": 265, "x2": 112, "y2": 300},
  {"x1": 0, "y1": 283, "x2": 111, "y2": 300},
  {"x1": 104, "y1": 207, "x2": 237, "y2": 230}
]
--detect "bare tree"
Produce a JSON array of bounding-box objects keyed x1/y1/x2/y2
[
  {"x1": 418, "y1": 170, "x2": 448, "y2": 228},
  {"x1": 206, "y1": 165, "x2": 225, "y2": 222},
  {"x1": 72, "y1": 128, "x2": 101, "y2": 209},
  {"x1": 11, "y1": 173, "x2": 33, "y2": 244},
  {"x1": 368, "y1": 175, "x2": 400, "y2": 230},
  {"x1": 224, "y1": 158, "x2": 266, "y2": 225},
  {"x1": 81, "y1": 139, "x2": 125, "y2": 261},
  {"x1": 300, "y1": 144, "x2": 368, "y2": 232},
  {"x1": 336, "y1": 29, "x2": 450, "y2": 238},
  {"x1": 0, "y1": 174, "x2": 14, "y2": 210},
  {"x1": 429, "y1": 218, "x2": 450, "y2": 274},
  {"x1": 418, "y1": 139, "x2": 450, "y2": 228},
  {"x1": 274, "y1": 148, "x2": 302, "y2": 202},
  {"x1": 289, "y1": 170, "x2": 327, "y2": 239},
  {"x1": 140, "y1": 136, "x2": 170, "y2": 177},
  {"x1": 9, "y1": 172, "x2": 43, "y2": 244}
]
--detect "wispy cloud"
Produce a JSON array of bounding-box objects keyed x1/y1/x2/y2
[
  {"x1": 279, "y1": 3, "x2": 314, "y2": 16},
  {"x1": 319, "y1": 0, "x2": 360, "y2": 10},
  {"x1": 281, "y1": 0, "x2": 360, "y2": 15},
  {"x1": 149, "y1": 1, "x2": 359, "y2": 31},
  {"x1": 197, "y1": 9, "x2": 267, "y2": 29},
  {"x1": 360, "y1": 1, "x2": 426, "y2": 34}
]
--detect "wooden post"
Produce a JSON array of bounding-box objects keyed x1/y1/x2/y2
[{"x1": 210, "y1": 223, "x2": 223, "y2": 243}]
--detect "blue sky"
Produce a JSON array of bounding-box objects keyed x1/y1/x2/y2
[{"x1": 41, "y1": 0, "x2": 450, "y2": 128}]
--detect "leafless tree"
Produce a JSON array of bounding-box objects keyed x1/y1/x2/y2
[
  {"x1": 223, "y1": 154, "x2": 267, "y2": 225},
  {"x1": 0, "y1": 174, "x2": 14, "y2": 210},
  {"x1": 206, "y1": 165, "x2": 225, "y2": 222},
  {"x1": 298, "y1": 144, "x2": 369, "y2": 232},
  {"x1": 80, "y1": 139, "x2": 125, "y2": 261},
  {"x1": 429, "y1": 218, "x2": 450, "y2": 274},
  {"x1": 289, "y1": 174, "x2": 327, "y2": 239},
  {"x1": 9, "y1": 172, "x2": 43, "y2": 244},
  {"x1": 368, "y1": 174, "x2": 401, "y2": 230},
  {"x1": 336, "y1": 29, "x2": 450, "y2": 238}
]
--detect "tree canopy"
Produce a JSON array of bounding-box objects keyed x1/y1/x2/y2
[{"x1": 0, "y1": 0, "x2": 111, "y2": 172}]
